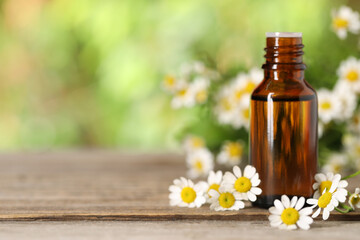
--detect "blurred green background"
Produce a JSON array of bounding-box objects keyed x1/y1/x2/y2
[{"x1": 0, "y1": 0, "x2": 359, "y2": 151}]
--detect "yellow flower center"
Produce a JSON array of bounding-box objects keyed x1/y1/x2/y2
[
  {"x1": 318, "y1": 192, "x2": 332, "y2": 208},
  {"x1": 193, "y1": 159, "x2": 203, "y2": 172},
  {"x1": 196, "y1": 90, "x2": 208, "y2": 103},
  {"x1": 207, "y1": 184, "x2": 220, "y2": 198},
  {"x1": 320, "y1": 180, "x2": 332, "y2": 194},
  {"x1": 225, "y1": 142, "x2": 243, "y2": 157},
  {"x1": 320, "y1": 101, "x2": 332, "y2": 110},
  {"x1": 181, "y1": 187, "x2": 197, "y2": 203},
  {"x1": 346, "y1": 70, "x2": 358, "y2": 82},
  {"x1": 333, "y1": 17, "x2": 348, "y2": 29},
  {"x1": 191, "y1": 137, "x2": 204, "y2": 148},
  {"x1": 218, "y1": 192, "x2": 235, "y2": 208},
  {"x1": 244, "y1": 81, "x2": 256, "y2": 93},
  {"x1": 242, "y1": 109, "x2": 250, "y2": 119},
  {"x1": 221, "y1": 98, "x2": 232, "y2": 111},
  {"x1": 234, "y1": 177, "x2": 252, "y2": 193},
  {"x1": 281, "y1": 208, "x2": 300, "y2": 225},
  {"x1": 177, "y1": 88, "x2": 188, "y2": 97},
  {"x1": 350, "y1": 194, "x2": 360, "y2": 206},
  {"x1": 235, "y1": 90, "x2": 243, "y2": 100},
  {"x1": 164, "y1": 76, "x2": 175, "y2": 87}
]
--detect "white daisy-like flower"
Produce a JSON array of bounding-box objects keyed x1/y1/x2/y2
[
  {"x1": 313, "y1": 172, "x2": 348, "y2": 199},
  {"x1": 168, "y1": 177, "x2": 206, "y2": 208},
  {"x1": 208, "y1": 187, "x2": 245, "y2": 211},
  {"x1": 186, "y1": 148, "x2": 214, "y2": 179},
  {"x1": 337, "y1": 57, "x2": 360, "y2": 93},
  {"x1": 217, "y1": 140, "x2": 245, "y2": 166},
  {"x1": 162, "y1": 75, "x2": 179, "y2": 93},
  {"x1": 171, "y1": 81, "x2": 196, "y2": 109},
  {"x1": 333, "y1": 81, "x2": 357, "y2": 121},
  {"x1": 231, "y1": 94, "x2": 251, "y2": 130},
  {"x1": 182, "y1": 135, "x2": 205, "y2": 153},
  {"x1": 317, "y1": 88, "x2": 342, "y2": 123},
  {"x1": 332, "y1": 6, "x2": 360, "y2": 39},
  {"x1": 190, "y1": 77, "x2": 210, "y2": 104},
  {"x1": 349, "y1": 188, "x2": 360, "y2": 209},
  {"x1": 198, "y1": 170, "x2": 223, "y2": 203},
  {"x1": 213, "y1": 85, "x2": 238, "y2": 125},
  {"x1": 307, "y1": 178, "x2": 348, "y2": 220},
  {"x1": 322, "y1": 154, "x2": 348, "y2": 174},
  {"x1": 221, "y1": 165, "x2": 262, "y2": 201},
  {"x1": 269, "y1": 195, "x2": 313, "y2": 230}
]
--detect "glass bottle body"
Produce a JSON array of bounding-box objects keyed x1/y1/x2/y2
[{"x1": 249, "y1": 34, "x2": 318, "y2": 208}]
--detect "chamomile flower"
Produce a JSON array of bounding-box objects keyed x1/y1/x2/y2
[
  {"x1": 190, "y1": 77, "x2": 210, "y2": 104},
  {"x1": 332, "y1": 6, "x2": 360, "y2": 39},
  {"x1": 269, "y1": 195, "x2": 313, "y2": 230},
  {"x1": 337, "y1": 57, "x2": 360, "y2": 93},
  {"x1": 171, "y1": 82, "x2": 195, "y2": 109},
  {"x1": 217, "y1": 140, "x2": 245, "y2": 166},
  {"x1": 349, "y1": 188, "x2": 360, "y2": 209},
  {"x1": 333, "y1": 81, "x2": 357, "y2": 121},
  {"x1": 199, "y1": 170, "x2": 223, "y2": 203},
  {"x1": 186, "y1": 148, "x2": 214, "y2": 179},
  {"x1": 213, "y1": 86, "x2": 238, "y2": 125},
  {"x1": 313, "y1": 172, "x2": 348, "y2": 199},
  {"x1": 162, "y1": 75, "x2": 179, "y2": 93},
  {"x1": 208, "y1": 187, "x2": 245, "y2": 211},
  {"x1": 183, "y1": 135, "x2": 205, "y2": 153},
  {"x1": 168, "y1": 177, "x2": 206, "y2": 208},
  {"x1": 348, "y1": 111, "x2": 360, "y2": 133},
  {"x1": 231, "y1": 94, "x2": 251, "y2": 129},
  {"x1": 317, "y1": 89, "x2": 342, "y2": 123},
  {"x1": 343, "y1": 135, "x2": 360, "y2": 167},
  {"x1": 322, "y1": 154, "x2": 348, "y2": 174},
  {"x1": 222, "y1": 165, "x2": 262, "y2": 201},
  {"x1": 307, "y1": 179, "x2": 348, "y2": 220}
]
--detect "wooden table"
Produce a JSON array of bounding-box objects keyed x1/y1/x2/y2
[{"x1": 0, "y1": 150, "x2": 359, "y2": 239}]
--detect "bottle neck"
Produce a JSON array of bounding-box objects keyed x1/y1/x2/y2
[{"x1": 262, "y1": 37, "x2": 306, "y2": 79}]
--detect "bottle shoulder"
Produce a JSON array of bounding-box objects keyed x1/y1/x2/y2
[{"x1": 251, "y1": 78, "x2": 317, "y2": 101}]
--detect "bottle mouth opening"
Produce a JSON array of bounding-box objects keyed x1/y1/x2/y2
[{"x1": 266, "y1": 32, "x2": 302, "y2": 38}]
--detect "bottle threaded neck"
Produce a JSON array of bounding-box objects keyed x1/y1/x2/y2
[{"x1": 263, "y1": 33, "x2": 305, "y2": 69}]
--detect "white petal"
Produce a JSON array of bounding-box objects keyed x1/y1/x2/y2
[
  {"x1": 169, "y1": 185, "x2": 181, "y2": 193},
  {"x1": 300, "y1": 215, "x2": 313, "y2": 225},
  {"x1": 322, "y1": 209, "x2": 330, "y2": 220},
  {"x1": 215, "y1": 171, "x2": 223, "y2": 183},
  {"x1": 235, "y1": 200, "x2": 245, "y2": 209},
  {"x1": 269, "y1": 206, "x2": 282, "y2": 215},
  {"x1": 269, "y1": 215, "x2": 281, "y2": 222},
  {"x1": 295, "y1": 197, "x2": 305, "y2": 210},
  {"x1": 247, "y1": 191, "x2": 257, "y2": 202},
  {"x1": 169, "y1": 192, "x2": 180, "y2": 200},
  {"x1": 332, "y1": 173, "x2": 341, "y2": 183},
  {"x1": 244, "y1": 165, "x2": 256, "y2": 178},
  {"x1": 307, "y1": 198, "x2": 318, "y2": 205},
  {"x1": 299, "y1": 207, "x2": 313, "y2": 216},
  {"x1": 313, "y1": 190, "x2": 321, "y2": 199},
  {"x1": 208, "y1": 189, "x2": 220, "y2": 199},
  {"x1": 270, "y1": 219, "x2": 282, "y2": 227},
  {"x1": 233, "y1": 166, "x2": 242, "y2": 178},
  {"x1": 290, "y1": 196, "x2": 298, "y2": 208},
  {"x1": 250, "y1": 187, "x2": 262, "y2": 195},
  {"x1": 223, "y1": 172, "x2": 237, "y2": 182},
  {"x1": 312, "y1": 182, "x2": 320, "y2": 190},
  {"x1": 287, "y1": 224, "x2": 297, "y2": 230},
  {"x1": 330, "y1": 179, "x2": 340, "y2": 193},
  {"x1": 274, "y1": 199, "x2": 284, "y2": 211},
  {"x1": 281, "y1": 195, "x2": 290, "y2": 208},
  {"x1": 170, "y1": 199, "x2": 181, "y2": 206},
  {"x1": 251, "y1": 176, "x2": 261, "y2": 187},
  {"x1": 315, "y1": 173, "x2": 326, "y2": 182},
  {"x1": 338, "y1": 180, "x2": 348, "y2": 188},
  {"x1": 312, "y1": 208, "x2": 321, "y2": 218},
  {"x1": 297, "y1": 220, "x2": 310, "y2": 230}
]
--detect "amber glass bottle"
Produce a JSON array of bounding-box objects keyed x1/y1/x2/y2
[{"x1": 250, "y1": 32, "x2": 318, "y2": 208}]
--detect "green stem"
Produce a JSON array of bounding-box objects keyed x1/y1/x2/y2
[
  {"x1": 341, "y1": 170, "x2": 360, "y2": 180},
  {"x1": 335, "y1": 207, "x2": 350, "y2": 214}
]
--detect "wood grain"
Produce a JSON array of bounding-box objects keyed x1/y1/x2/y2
[{"x1": 0, "y1": 150, "x2": 359, "y2": 221}]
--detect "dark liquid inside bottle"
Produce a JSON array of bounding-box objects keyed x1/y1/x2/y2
[{"x1": 250, "y1": 33, "x2": 318, "y2": 208}]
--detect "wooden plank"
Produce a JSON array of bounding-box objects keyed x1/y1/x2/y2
[{"x1": 0, "y1": 150, "x2": 359, "y2": 221}]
